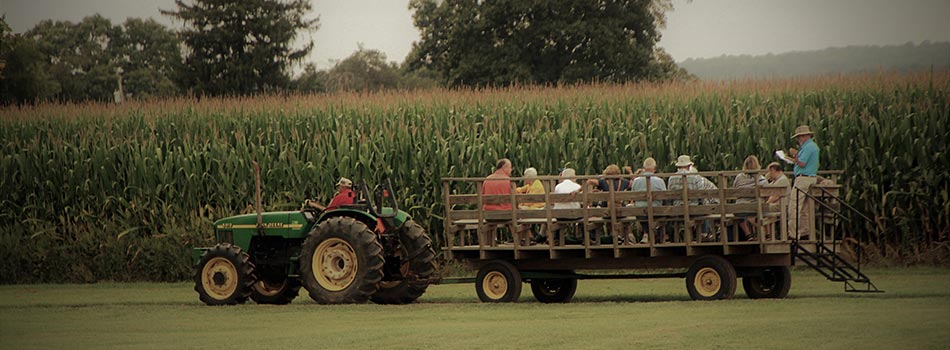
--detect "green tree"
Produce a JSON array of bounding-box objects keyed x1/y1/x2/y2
[
  {"x1": 162, "y1": 0, "x2": 318, "y2": 96},
  {"x1": 21, "y1": 15, "x2": 183, "y2": 103},
  {"x1": 0, "y1": 17, "x2": 60, "y2": 104},
  {"x1": 327, "y1": 46, "x2": 402, "y2": 92},
  {"x1": 291, "y1": 47, "x2": 440, "y2": 94},
  {"x1": 27, "y1": 14, "x2": 119, "y2": 102},
  {"x1": 407, "y1": 0, "x2": 681, "y2": 86},
  {"x1": 0, "y1": 16, "x2": 10, "y2": 80},
  {"x1": 648, "y1": 47, "x2": 694, "y2": 81},
  {"x1": 292, "y1": 63, "x2": 328, "y2": 93},
  {"x1": 112, "y1": 18, "x2": 182, "y2": 98}
]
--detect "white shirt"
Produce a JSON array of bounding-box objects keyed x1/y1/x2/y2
[{"x1": 553, "y1": 179, "x2": 582, "y2": 209}]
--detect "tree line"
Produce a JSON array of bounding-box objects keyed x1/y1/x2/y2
[
  {"x1": 679, "y1": 41, "x2": 950, "y2": 81},
  {"x1": 1, "y1": 0, "x2": 689, "y2": 105}
]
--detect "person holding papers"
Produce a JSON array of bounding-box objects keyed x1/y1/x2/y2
[{"x1": 782, "y1": 125, "x2": 820, "y2": 240}]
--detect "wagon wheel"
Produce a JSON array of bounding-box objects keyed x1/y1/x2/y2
[
  {"x1": 194, "y1": 243, "x2": 255, "y2": 306},
  {"x1": 743, "y1": 266, "x2": 791, "y2": 299},
  {"x1": 529, "y1": 271, "x2": 578, "y2": 303},
  {"x1": 475, "y1": 260, "x2": 522, "y2": 303},
  {"x1": 371, "y1": 220, "x2": 436, "y2": 304},
  {"x1": 300, "y1": 217, "x2": 385, "y2": 304},
  {"x1": 685, "y1": 255, "x2": 737, "y2": 301}
]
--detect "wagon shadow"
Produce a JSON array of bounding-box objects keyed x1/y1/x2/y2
[
  {"x1": 568, "y1": 294, "x2": 693, "y2": 303},
  {"x1": 536, "y1": 291, "x2": 950, "y2": 303},
  {"x1": 785, "y1": 291, "x2": 950, "y2": 300}
]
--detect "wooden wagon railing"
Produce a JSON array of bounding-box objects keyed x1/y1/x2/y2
[{"x1": 442, "y1": 170, "x2": 843, "y2": 260}]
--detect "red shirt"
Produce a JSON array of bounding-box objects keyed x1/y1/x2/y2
[
  {"x1": 327, "y1": 188, "x2": 356, "y2": 210},
  {"x1": 482, "y1": 169, "x2": 512, "y2": 211}
]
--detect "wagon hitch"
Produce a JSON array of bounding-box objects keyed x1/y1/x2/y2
[{"x1": 405, "y1": 274, "x2": 475, "y2": 285}]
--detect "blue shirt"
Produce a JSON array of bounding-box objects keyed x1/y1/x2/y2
[
  {"x1": 794, "y1": 139, "x2": 820, "y2": 176},
  {"x1": 631, "y1": 172, "x2": 666, "y2": 207}
]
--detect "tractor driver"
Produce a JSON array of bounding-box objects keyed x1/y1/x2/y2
[{"x1": 307, "y1": 177, "x2": 356, "y2": 211}]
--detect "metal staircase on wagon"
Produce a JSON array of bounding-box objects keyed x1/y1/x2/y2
[{"x1": 791, "y1": 185, "x2": 883, "y2": 293}]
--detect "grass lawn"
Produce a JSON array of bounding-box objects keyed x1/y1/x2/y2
[{"x1": 1, "y1": 267, "x2": 948, "y2": 350}]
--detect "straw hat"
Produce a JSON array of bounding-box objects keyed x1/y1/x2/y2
[
  {"x1": 523, "y1": 167, "x2": 538, "y2": 178},
  {"x1": 675, "y1": 155, "x2": 694, "y2": 168},
  {"x1": 791, "y1": 125, "x2": 815, "y2": 138},
  {"x1": 335, "y1": 177, "x2": 353, "y2": 187}
]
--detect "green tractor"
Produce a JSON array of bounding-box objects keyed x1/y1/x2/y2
[{"x1": 192, "y1": 175, "x2": 436, "y2": 305}]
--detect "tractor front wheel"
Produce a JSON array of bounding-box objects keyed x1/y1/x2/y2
[
  {"x1": 194, "y1": 243, "x2": 255, "y2": 306},
  {"x1": 372, "y1": 220, "x2": 437, "y2": 304},
  {"x1": 300, "y1": 217, "x2": 385, "y2": 304}
]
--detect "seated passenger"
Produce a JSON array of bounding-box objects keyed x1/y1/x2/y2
[
  {"x1": 667, "y1": 155, "x2": 704, "y2": 206},
  {"x1": 586, "y1": 164, "x2": 632, "y2": 243},
  {"x1": 551, "y1": 168, "x2": 587, "y2": 244},
  {"x1": 553, "y1": 168, "x2": 582, "y2": 215},
  {"x1": 478, "y1": 158, "x2": 538, "y2": 246},
  {"x1": 631, "y1": 158, "x2": 665, "y2": 207},
  {"x1": 733, "y1": 155, "x2": 767, "y2": 241},
  {"x1": 516, "y1": 167, "x2": 545, "y2": 209},
  {"x1": 764, "y1": 162, "x2": 791, "y2": 239},
  {"x1": 482, "y1": 158, "x2": 513, "y2": 211},
  {"x1": 668, "y1": 155, "x2": 716, "y2": 240},
  {"x1": 630, "y1": 157, "x2": 666, "y2": 243},
  {"x1": 587, "y1": 164, "x2": 631, "y2": 207},
  {"x1": 516, "y1": 167, "x2": 545, "y2": 244},
  {"x1": 765, "y1": 162, "x2": 790, "y2": 210},
  {"x1": 690, "y1": 165, "x2": 721, "y2": 205}
]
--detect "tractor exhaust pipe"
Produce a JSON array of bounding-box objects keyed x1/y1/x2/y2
[{"x1": 253, "y1": 160, "x2": 263, "y2": 235}]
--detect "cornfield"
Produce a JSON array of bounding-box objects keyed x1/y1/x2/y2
[{"x1": 1, "y1": 71, "x2": 948, "y2": 283}]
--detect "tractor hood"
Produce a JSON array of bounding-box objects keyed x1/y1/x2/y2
[
  {"x1": 213, "y1": 211, "x2": 308, "y2": 231},
  {"x1": 214, "y1": 211, "x2": 308, "y2": 236}
]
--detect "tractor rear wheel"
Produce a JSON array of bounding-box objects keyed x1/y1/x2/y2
[
  {"x1": 250, "y1": 277, "x2": 301, "y2": 305},
  {"x1": 743, "y1": 266, "x2": 791, "y2": 299},
  {"x1": 371, "y1": 220, "x2": 437, "y2": 304},
  {"x1": 300, "y1": 217, "x2": 385, "y2": 304},
  {"x1": 194, "y1": 243, "x2": 255, "y2": 306}
]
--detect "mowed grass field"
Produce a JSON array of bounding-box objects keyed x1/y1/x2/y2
[{"x1": 1, "y1": 268, "x2": 948, "y2": 350}]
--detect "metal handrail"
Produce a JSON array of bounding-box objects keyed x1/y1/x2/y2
[
  {"x1": 792, "y1": 186, "x2": 849, "y2": 222},
  {"x1": 814, "y1": 186, "x2": 874, "y2": 224}
]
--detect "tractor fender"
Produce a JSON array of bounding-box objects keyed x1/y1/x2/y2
[
  {"x1": 192, "y1": 247, "x2": 210, "y2": 266},
  {"x1": 316, "y1": 209, "x2": 380, "y2": 232}
]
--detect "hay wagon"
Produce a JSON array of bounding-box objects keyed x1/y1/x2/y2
[{"x1": 441, "y1": 170, "x2": 879, "y2": 303}]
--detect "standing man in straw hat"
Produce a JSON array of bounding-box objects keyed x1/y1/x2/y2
[{"x1": 787, "y1": 125, "x2": 820, "y2": 240}]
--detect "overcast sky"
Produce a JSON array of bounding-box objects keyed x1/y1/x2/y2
[{"x1": 3, "y1": 0, "x2": 950, "y2": 69}]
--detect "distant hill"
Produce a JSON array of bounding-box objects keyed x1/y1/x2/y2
[{"x1": 679, "y1": 41, "x2": 950, "y2": 80}]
